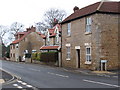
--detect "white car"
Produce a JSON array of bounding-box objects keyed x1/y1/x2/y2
[{"x1": 22, "y1": 55, "x2": 25, "y2": 61}]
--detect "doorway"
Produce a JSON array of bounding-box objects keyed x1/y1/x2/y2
[
  {"x1": 76, "y1": 49, "x2": 80, "y2": 68},
  {"x1": 101, "y1": 60, "x2": 107, "y2": 71}
]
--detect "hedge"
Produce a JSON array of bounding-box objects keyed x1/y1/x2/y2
[
  {"x1": 40, "y1": 52, "x2": 58, "y2": 62},
  {"x1": 31, "y1": 52, "x2": 58, "y2": 62}
]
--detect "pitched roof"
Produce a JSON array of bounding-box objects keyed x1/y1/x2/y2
[
  {"x1": 62, "y1": 1, "x2": 120, "y2": 24},
  {"x1": 11, "y1": 31, "x2": 45, "y2": 44},
  {"x1": 11, "y1": 31, "x2": 31, "y2": 44},
  {"x1": 43, "y1": 24, "x2": 61, "y2": 38},
  {"x1": 15, "y1": 32, "x2": 27, "y2": 35},
  {"x1": 37, "y1": 32, "x2": 46, "y2": 38},
  {"x1": 40, "y1": 46, "x2": 61, "y2": 50}
]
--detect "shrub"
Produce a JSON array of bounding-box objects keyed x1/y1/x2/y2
[
  {"x1": 32, "y1": 53, "x2": 37, "y2": 60},
  {"x1": 36, "y1": 52, "x2": 41, "y2": 61},
  {"x1": 32, "y1": 52, "x2": 41, "y2": 61}
]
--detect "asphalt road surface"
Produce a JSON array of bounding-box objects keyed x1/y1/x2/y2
[{"x1": 0, "y1": 60, "x2": 119, "y2": 89}]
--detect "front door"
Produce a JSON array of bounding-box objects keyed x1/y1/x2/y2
[{"x1": 76, "y1": 49, "x2": 80, "y2": 68}]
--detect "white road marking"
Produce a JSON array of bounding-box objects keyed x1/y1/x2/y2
[
  {"x1": 21, "y1": 82, "x2": 27, "y2": 85},
  {"x1": 113, "y1": 76, "x2": 118, "y2": 78},
  {"x1": 17, "y1": 86, "x2": 23, "y2": 89},
  {"x1": 48, "y1": 72, "x2": 69, "y2": 78},
  {"x1": 83, "y1": 79, "x2": 120, "y2": 88},
  {"x1": 13, "y1": 84, "x2": 18, "y2": 87},
  {"x1": 97, "y1": 74, "x2": 104, "y2": 76},
  {"x1": 15, "y1": 80, "x2": 33, "y2": 88},
  {"x1": 29, "y1": 68, "x2": 41, "y2": 72},
  {"x1": 17, "y1": 80, "x2": 23, "y2": 83},
  {"x1": 26, "y1": 85, "x2": 33, "y2": 88}
]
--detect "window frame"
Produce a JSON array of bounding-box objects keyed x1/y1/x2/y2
[
  {"x1": 67, "y1": 23, "x2": 71, "y2": 36},
  {"x1": 85, "y1": 17, "x2": 92, "y2": 33},
  {"x1": 66, "y1": 46, "x2": 71, "y2": 60},
  {"x1": 85, "y1": 46, "x2": 92, "y2": 64}
]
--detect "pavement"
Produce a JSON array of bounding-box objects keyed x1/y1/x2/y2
[
  {"x1": 62, "y1": 67, "x2": 119, "y2": 78},
  {"x1": 0, "y1": 69, "x2": 15, "y2": 84}
]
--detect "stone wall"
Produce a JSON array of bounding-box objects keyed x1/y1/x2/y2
[
  {"x1": 61, "y1": 13, "x2": 119, "y2": 70},
  {"x1": 10, "y1": 32, "x2": 44, "y2": 62}
]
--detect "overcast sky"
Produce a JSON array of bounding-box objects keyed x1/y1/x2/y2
[{"x1": 0, "y1": 0, "x2": 119, "y2": 27}]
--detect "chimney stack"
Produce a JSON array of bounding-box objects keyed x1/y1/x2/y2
[{"x1": 73, "y1": 6, "x2": 79, "y2": 12}]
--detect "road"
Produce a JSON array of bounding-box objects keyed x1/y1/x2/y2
[{"x1": 0, "y1": 60, "x2": 119, "y2": 89}]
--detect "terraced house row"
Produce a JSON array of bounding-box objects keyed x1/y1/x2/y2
[{"x1": 10, "y1": 1, "x2": 120, "y2": 71}]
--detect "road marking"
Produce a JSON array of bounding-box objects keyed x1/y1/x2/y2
[
  {"x1": 29, "y1": 68, "x2": 41, "y2": 72},
  {"x1": 113, "y1": 76, "x2": 118, "y2": 78},
  {"x1": 15, "y1": 80, "x2": 33, "y2": 88},
  {"x1": 17, "y1": 86, "x2": 23, "y2": 89},
  {"x1": 13, "y1": 84, "x2": 18, "y2": 87},
  {"x1": 17, "y1": 80, "x2": 27, "y2": 85},
  {"x1": 17, "y1": 80, "x2": 23, "y2": 83},
  {"x1": 0, "y1": 68, "x2": 15, "y2": 84},
  {"x1": 48, "y1": 72, "x2": 69, "y2": 78},
  {"x1": 21, "y1": 82, "x2": 27, "y2": 85},
  {"x1": 97, "y1": 74, "x2": 104, "y2": 76},
  {"x1": 83, "y1": 79, "x2": 120, "y2": 88},
  {"x1": 26, "y1": 85, "x2": 33, "y2": 88}
]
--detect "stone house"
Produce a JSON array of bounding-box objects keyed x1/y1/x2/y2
[
  {"x1": 10, "y1": 26, "x2": 45, "y2": 62},
  {"x1": 61, "y1": 1, "x2": 120, "y2": 71},
  {"x1": 40, "y1": 23, "x2": 61, "y2": 50},
  {"x1": 40, "y1": 23, "x2": 61, "y2": 66}
]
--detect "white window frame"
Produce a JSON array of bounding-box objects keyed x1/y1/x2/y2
[
  {"x1": 66, "y1": 46, "x2": 71, "y2": 60},
  {"x1": 55, "y1": 30, "x2": 59, "y2": 44},
  {"x1": 67, "y1": 23, "x2": 71, "y2": 36},
  {"x1": 85, "y1": 17, "x2": 92, "y2": 33},
  {"x1": 85, "y1": 46, "x2": 91, "y2": 64}
]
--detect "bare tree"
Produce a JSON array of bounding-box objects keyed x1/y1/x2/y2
[
  {"x1": 0, "y1": 25, "x2": 9, "y2": 44},
  {"x1": 36, "y1": 8, "x2": 66, "y2": 33},
  {"x1": 10, "y1": 22, "x2": 24, "y2": 36},
  {"x1": 9, "y1": 22, "x2": 24, "y2": 41},
  {"x1": 36, "y1": 22, "x2": 49, "y2": 34}
]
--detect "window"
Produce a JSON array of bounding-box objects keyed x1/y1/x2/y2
[
  {"x1": 66, "y1": 47, "x2": 71, "y2": 60},
  {"x1": 13, "y1": 53, "x2": 15, "y2": 58},
  {"x1": 11, "y1": 46, "x2": 12, "y2": 49},
  {"x1": 67, "y1": 23, "x2": 71, "y2": 36},
  {"x1": 55, "y1": 30, "x2": 59, "y2": 44},
  {"x1": 13, "y1": 45, "x2": 15, "y2": 49},
  {"x1": 86, "y1": 47, "x2": 91, "y2": 63},
  {"x1": 86, "y1": 17, "x2": 92, "y2": 33}
]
